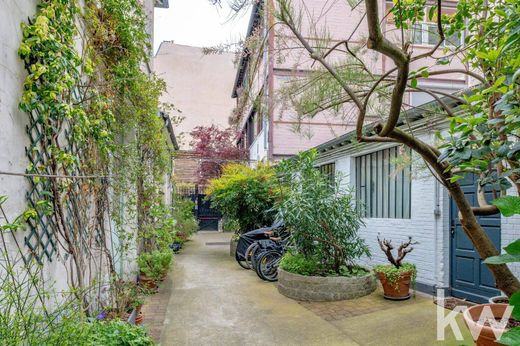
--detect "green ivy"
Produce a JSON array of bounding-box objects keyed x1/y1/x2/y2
[{"x1": 373, "y1": 263, "x2": 417, "y2": 290}]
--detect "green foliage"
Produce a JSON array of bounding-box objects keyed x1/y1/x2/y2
[
  {"x1": 436, "y1": 0, "x2": 520, "y2": 190},
  {"x1": 276, "y1": 150, "x2": 369, "y2": 274},
  {"x1": 85, "y1": 320, "x2": 155, "y2": 346},
  {"x1": 389, "y1": 0, "x2": 427, "y2": 29},
  {"x1": 137, "y1": 250, "x2": 173, "y2": 281},
  {"x1": 140, "y1": 202, "x2": 176, "y2": 252},
  {"x1": 279, "y1": 252, "x2": 320, "y2": 276},
  {"x1": 484, "y1": 239, "x2": 520, "y2": 265},
  {"x1": 173, "y1": 198, "x2": 199, "y2": 238},
  {"x1": 222, "y1": 217, "x2": 240, "y2": 232},
  {"x1": 45, "y1": 319, "x2": 155, "y2": 346},
  {"x1": 280, "y1": 251, "x2": 369, "y2": 277},
  {"x1": 492, "y1": 196, "x2": 520, "y2": 217},
  {"x1": 206, "y1": 163, "x2": 279, "y2": 233},
  {"x1": 373, "y1": 263, "x2": 417, "y2": 289}
]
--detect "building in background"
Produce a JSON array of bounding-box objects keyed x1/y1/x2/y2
[
  {"x1": 232, "y1": 0, "x2": 472, "y2": 162},
  {"x1": 154, "y1": 42, "x2": 237, "y2": 184}
]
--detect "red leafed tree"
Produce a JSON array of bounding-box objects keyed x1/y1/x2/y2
[{"x1": 190, "y1": 125, "x2": 247, "y2": 184}]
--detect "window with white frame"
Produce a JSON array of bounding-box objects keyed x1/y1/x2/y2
[
  {"x1": 355, "y1": 147, "x2": 411, "y2": 219},
  {"x1": 412, "y1": 23, "x2": 463, "y2": 47}
]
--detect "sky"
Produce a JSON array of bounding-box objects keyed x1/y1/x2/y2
[{"x1": 153, "y1": 0, "x2": 252, "y2": 54}]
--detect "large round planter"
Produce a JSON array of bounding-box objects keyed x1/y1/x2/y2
[
  {"x1": 277, "y1": 268, "x2": 377, "y2": 301},
  {"x1": 230, "y1": 239, "x2": 238, "y2": 257},
  {"x1": 463, "y1": 303, "x2": 509, "y2": 346},
  {"x1": 376, "y1": 271, "x2": 412, "y2": 300}
]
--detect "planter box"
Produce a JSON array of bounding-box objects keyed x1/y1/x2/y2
[
  {"x1": 230, "y1": 239, "x2": 238, "y2": 257},
  {"x1": 277, "y1": 268, "x2": 377, "y2": 301}
]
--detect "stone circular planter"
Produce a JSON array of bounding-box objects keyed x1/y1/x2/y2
[
  {"x1": 277, "y1": 268, "x2": 377, "y2": 301},
  {"x1": 230, "y1": 239, "x2": 238, "y2": 257}
]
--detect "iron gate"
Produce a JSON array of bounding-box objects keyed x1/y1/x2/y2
[{"x1": 175, "y1": 185, "x2": 221, "y2": 231}]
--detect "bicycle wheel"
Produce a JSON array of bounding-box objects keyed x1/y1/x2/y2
[
  {"x1": 255, "y1": 250, "x2": 282, "y2": 282},
  {"x1": 236, "y1": 246, "x2": 250, "y2": 270},
  {"x1": 244, "y1": 242, "x2": 259, "y2": 269},
  {"x1": 250, "y1": 243, "x2": 264, "y2": 272},
  {"x1": 236, "y1": 256, "x2": 250, "y2": 270}
]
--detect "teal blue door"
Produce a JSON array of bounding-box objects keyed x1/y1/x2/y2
[{"x1": 450, "y1": 174, "x2": 501, "y2": 303}]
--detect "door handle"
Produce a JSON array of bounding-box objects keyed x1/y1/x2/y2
[{"x1": 450, "y1": 225, "x2": 455, "y2": 237}]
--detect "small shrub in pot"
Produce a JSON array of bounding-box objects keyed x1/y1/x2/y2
[
  {"x1": 138, "y1": 250, "x2": 173, "y2": 283},
  {"x1": 373, "y1": 235, "x2": 417, "y2": 300}
]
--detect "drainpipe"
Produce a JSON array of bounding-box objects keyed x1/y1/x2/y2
[
  {"x1": 433, "y1": 173, "x2": 442, "y2": 296},
  {"x1": 267, "y1": 0, "x2": 275, "y2": 161}
]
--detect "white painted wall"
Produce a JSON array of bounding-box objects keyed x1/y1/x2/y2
[
  {"x1": 0, "y1": 0, "x2": 164, "y2": 307},
  {"x1": 0, "y1": 0, "x2": 77, "y2": 300},
  {"x1": 249, "y1": 128, "x2": 268, "y2": 162}
]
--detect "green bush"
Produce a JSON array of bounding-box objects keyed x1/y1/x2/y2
[
  {"x1": 221, "y1": 217, "x2": 239, "y2": 233},
  {"x1": 279, "y1": 252, "x2": 320, "y2": 276},
  {"x1": 280, "y1": 252, "x2": 369, "y2": 277},
  {"x1": 141, "y1": 202, "x2": 176, "y2": 253},
  {"x1": 137, "y1": 250, "x2": 173, "y2": 281},
  {"x1": 87, "y1": 320, "x2": 155, "y2": 346},
  {"x1": 206, "y1": 163, "x2": 280, "y2": 234},
  {"x1": 276, "y1": 150, "x2": 369, "y2": 275},
  {"x1": 373, "y1": 263, "x2": 416, "y2": 288},
  {"x1": 173, "y1": 198, "x2": 198, "y2": 237},
  {"x1": 45, "y1": 319, "x2": 155, "y2": 346}
]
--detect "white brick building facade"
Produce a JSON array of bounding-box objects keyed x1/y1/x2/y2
[{"x1": 315, "y1": 115, "x2": 520, "y2": 301}]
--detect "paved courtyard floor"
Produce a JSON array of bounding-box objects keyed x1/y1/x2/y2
[{"x1": 146, "y1": 231, "x2": 476, "y2": 346}]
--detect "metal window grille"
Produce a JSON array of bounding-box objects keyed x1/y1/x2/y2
[
  {"x1": 355, "y1": 147, "x2": 411, "y2": 219},
  {"x1": 319, "y1": 162, "x2": 335, "y2": 185}
]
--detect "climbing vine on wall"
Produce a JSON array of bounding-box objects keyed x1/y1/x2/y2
[{"x1": 15, "y1": 0, "x2": 174, "y2": 314}]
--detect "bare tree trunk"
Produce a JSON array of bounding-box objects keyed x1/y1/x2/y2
[{"x1": 384, "y1": 126, "x2": 520, "y2": 297}]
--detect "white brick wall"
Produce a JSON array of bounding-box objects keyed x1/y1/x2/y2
[
  {"x1": 500, "y1": 213, "x2": 520, "y2": 278},
  {"x1": 331, "y1": 134, "x2": 519, "y2": 293}
]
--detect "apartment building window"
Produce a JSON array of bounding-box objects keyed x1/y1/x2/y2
[
  {"x1": 246, "y1": 115, "x2": 254, "y2": 148},
  {"x1": 257, "y1": 112, "x2": 263, "y2": 134},
  {"x1": 412, "y1": 23, "x2": 463, "y2": 47},
  {"x1": 355, "y1": 147, "x2": 411, "y2": 219},
  {"x1": 319, "y1": 162, "x2": 335, "y2": 185}
]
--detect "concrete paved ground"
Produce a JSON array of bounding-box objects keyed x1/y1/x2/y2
[{"x1": 159, "y1": 232, "x2": 475, "y2": 346}]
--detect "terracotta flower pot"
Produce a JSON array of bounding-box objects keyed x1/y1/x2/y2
[
  {"x1": 135, "y1": 304, "x2": 143, "y2": 314},
  {"x1": 488, "y1": 296, "x2": 509, "y2": 304},
  {"x1": 463, "y1": 303, "x2": 509, "y2": 346},
  {"x1": 135, "y1": 311, "x2": 144, "y2": 325},
  {"x1": 376, "y1": 271, "x2": 412, "y2": 300},
  {"x1": 139, "y1": 273, "x2": 157, "y2": 290}
]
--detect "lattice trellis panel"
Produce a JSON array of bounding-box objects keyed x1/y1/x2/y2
[
  {"x1": 23, "y1": 86, "x2": 89, "y2": 264},
  {"x1": 24, "y1": 108, "x2": 59, "y2": 263}
]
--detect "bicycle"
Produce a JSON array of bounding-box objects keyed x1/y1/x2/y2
[{"x1": 253, "y1": 236, "x2": 290, "y2": 282}]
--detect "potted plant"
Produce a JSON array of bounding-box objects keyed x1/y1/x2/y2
[
  {"x1": 170, "y1": 234, "x2": 184, "y2": 253},
  {"x1": 462, "y1": 238, "x2": 520, "y2": 346},
  {"x1": 489, "y1": 295, "x2": 510, "y2": 304},
  {"x1": 129, "y1": 297, "x2": 145, "y2": 325},
  {"x1": 373, "y1": 235, "x2": 417, "y2": 300},
  {"x1": 275, "y1": 151, "x2": 376, "y2": 301},
  {"x1": 462, "y1": 196, "x2": 520, "y2": 346},
  {"x1": 138, "y1": 250, "x2": 173, "y2": 288}
]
